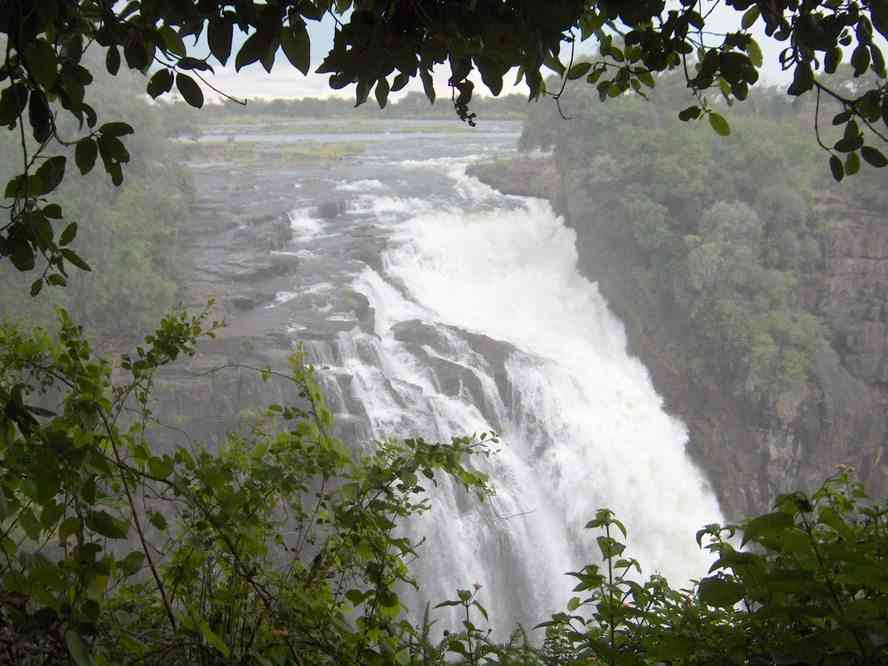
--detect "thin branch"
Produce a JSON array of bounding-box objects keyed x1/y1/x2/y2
[
  {"x1": 100, "y1": 411, "x2": 177, "y2": 632},
  {"x1": 192, "y1": 70, "x2": 248, "y2": 106}
]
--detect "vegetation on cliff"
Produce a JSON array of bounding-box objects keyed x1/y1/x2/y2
[
  {"x1": 517, "y1": 72, "x2": 887, "y2": 406},
  {"x1": 0, "y1": 61, "x2": 194, "y2": 340}
]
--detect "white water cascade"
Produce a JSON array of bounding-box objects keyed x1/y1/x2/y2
[{"x1": 300, "y1": 154, "x2": 723, "y2": 632}]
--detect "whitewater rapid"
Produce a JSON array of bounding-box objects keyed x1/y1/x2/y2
[
  {"x1": 254, "y1": 126, "x2": 724, "y2": 631},
  {"x1": 299, "y1": 156, "x2": 723, "y2": 630}
]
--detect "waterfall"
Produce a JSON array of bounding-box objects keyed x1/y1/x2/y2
[{"x1": 301, "y1": 156, "x2": 723, "y2": 632}]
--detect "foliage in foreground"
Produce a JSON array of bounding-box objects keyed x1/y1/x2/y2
[
  {"x1": 1, "y1": 310, "x2": 887, "y2": 664},
  {"x1": 0, "y1": 308, "x2": 494, "y2": 664}
]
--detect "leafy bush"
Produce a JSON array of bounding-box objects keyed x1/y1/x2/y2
[{"x1": 0, "y1": 309, "x2": 493, "y2": 664}]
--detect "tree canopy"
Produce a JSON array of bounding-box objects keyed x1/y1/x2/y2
[{"x1": 1, "y1": 0, "x2": 887, "y2": 284}]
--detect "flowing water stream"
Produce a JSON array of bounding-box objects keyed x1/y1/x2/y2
[{"x1": 229, "y1": 121, "x2": 723, "y2": 630}]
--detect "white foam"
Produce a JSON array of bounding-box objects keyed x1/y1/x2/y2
[
  {"x1": 265, "y1": 291, "x2": 298, "y2": 308},
  {"x1": 382, "y1": 195, "x2": 723, "y2": 589},
  {"x1": 336, "y1": 178, "x2": 387, "y2": 192},
  {"x1": 352, "y1": 267, "x2": 432, "y2": 334},
  {"x1": 350, "y1": 195, "x2": 436, "y2": 218},
  {"x1": 287, "y1": 207, "x2": 324, "y2": 238}
]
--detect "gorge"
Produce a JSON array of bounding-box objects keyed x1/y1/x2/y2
[{"x1": 158, "y1": 119, "x2": 724, "y2": 630}]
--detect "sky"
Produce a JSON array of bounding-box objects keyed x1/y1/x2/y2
[{"x1": 195, "y1": 5, "x2": 797, "y2": 104}]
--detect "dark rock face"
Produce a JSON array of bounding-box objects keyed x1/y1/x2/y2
[
  {"x1": 473, "y1": 157, "x2": 888, "y2": 519},
  {"x1": 392, "y1": 319, "x2": 519, "y2": 431}
]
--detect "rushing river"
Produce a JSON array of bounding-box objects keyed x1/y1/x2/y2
[{"x1": 221, "y1": 121, "x2": 723, "y2": 631}]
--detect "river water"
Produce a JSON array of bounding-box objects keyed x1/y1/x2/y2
[{"x1": 226, "y1": 121, "x2": 723, "y2": 631}]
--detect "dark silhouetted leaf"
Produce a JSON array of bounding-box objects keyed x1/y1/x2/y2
[
  {"x1": 25, "y1": 39, "x2": 58, "y2": 89},
  {"x1": 75, "y1": 139, "x2": 98, "y2": 175},
  {"x1": 61, "y1": 248, "x2": 92, "y2": 272},
  {"x1": 862, "y1": 146, "x2": 888, "y2": 167},
  {"x1": 281, "y1": 24, "x2": 311, "y2": 75},
  {"x1": 208, "y1": 17, "x2": 234, "y2": 65},
  {"x1": 830, "y1": 154, "x2": 845, "y2": 181},
  {"x1": 147, "y1": 69, "x2": 174, "y2": 99},
  {"x1": 176, "y1": 73, "x2": 204, "y2": 108},
  {"x1": 35, "y1": 156, "x2": 66, "y2": 195},
  {"x1": 59, "y1": 222, "x2": 78, "y2": 246}
]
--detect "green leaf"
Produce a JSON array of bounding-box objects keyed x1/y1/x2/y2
[
  {"x1": 354, "y1": 78, "x2": 371, "y2": 107},
  {"x1": 98, "y1": 135, "x2": 130, "y2": 164},
  {"x1": 59, "y1": 517, "x2": 81, "y2": 541},
  {"x1": 281, "y1": 24, "x2": 311, "y2": 75},
  {"x1": 28, "y1": 91, "x2": 52, "y2": 143},
  {"x1": 30, "y1": 278, "x2": 43, "y2": 296},
  {"x1": 158, "y1": 25, "x2": 187, "y2": 58},
  {"x1": 741, "y1": 6, "x2": 760, "y2": 29},
  {"x1": 567, "y1": 62, "x2": 592, "y2": 80},
  {"x1": 86, "y1": 510, "x2": 128, "y2": 539},
  {"x1": 65, "y1": 629, "x2": 93, "y2": 666},
  {"x1": 59, "y1": 222, "x2": 78, "y2": 246},
  {"x1": 235, "y1": 31, "x2": 269, "y2": 71},
  {"x1": 861, "y1": 146, "x2": 888, "y2": 168},
  {"x1": 9, "y1": 238, "x2": 35, "y2": 271},
  {"x1": 845, "y1": 151, "x2": 860, "y2": 176},
  {"x1": 35, "y1": 156, "x2": 66, "y2": 195},
  {"x1": 260, "y1": 35, "x2": 279, "y2": 73},
  {"x1": 176, "y1": 73, "x2": 204, "y2": 109},
  {"x1": 636, "y1": 70, "x2": 655, "y2": 88},
  {"x1": 392, "y1": 72, "x2": 410, "y2": 92},
  {"x1": 25, "y1": 39, "x2": 59, "y2": 89},
  {"x1": 61, "y1": 248, "x2": 92, "y2": 272},
  {"x1": 851, "y1": 45, "x2": 871, "y2": 76},
  {"x1": 698, "y1": 576, "x2": 745, "y2": 608},
  {"x1": 678, "y1": 105, "x2": 701, "y2": 121},
  {"x1": 106, "y1": 45, "x2": 121, "y2": 76},
  {"x1": 708, "y1": 112, "x2": 731, "y2": 136},
  {"x1": 208, "y1": 17, "x2": 234, "y2": 66},
  {"x1": 830, "y1": 154, "x2": 845, "y2": 181},
  {"x1": 747, "y1": 38, "x2": 763, "y2": 68},
  {"x1": 788, "y1": 61, "x2": 814, "y2": 96},
  {"x1": 0, "y1": 83, "x2": 29, "y2": 125},
  {"x1": 76, "y1": 139, "x2": 98, "y2": 175},
  {"x1": 119, "y1": 551, "x2": 146, "y2": 577},
  {"x1": 375, "y1": 77, "x2": 390, "y2": 109},
  {"x1": 420, "y1": 69, "x2": 435, "y2": 104},
  {"x1": 435, "y1": 600, "x2": 462, "y2": 608},
  {"x1": 43, "y1": 203, "x2": 62, "y2": 219},
  {"x1": 741, "y1": 510, "x2": 795, "y2": 547},
  {"x1": 147, "y1": 69, "x2": 174, "y2": 99},
  {"x1": 825, "y1": 46, "x2": 842, "y2": 74},
  {"x1": 199, "y1": 620, "x2": 230, "y2": 657},
  {"x1": 148, "y1": 456, "x2": 174, "y2": 480},
  {"x1": 28, "y1": 210, "x2": 53, "y2": 248},
  {"x1": 100, "y1": 122, "x2": 134, "y2": 138},
  {"x1": 148, "y1": 511, "x2": 168, "y2": 531}
]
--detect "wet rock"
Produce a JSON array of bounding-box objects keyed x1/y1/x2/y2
[
  {"x1": 392, "y1": 319, "x2": 519, "y2": 429},
  {"x1": 316, "y1": 199, "x2": 348, "y2": 219}
]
